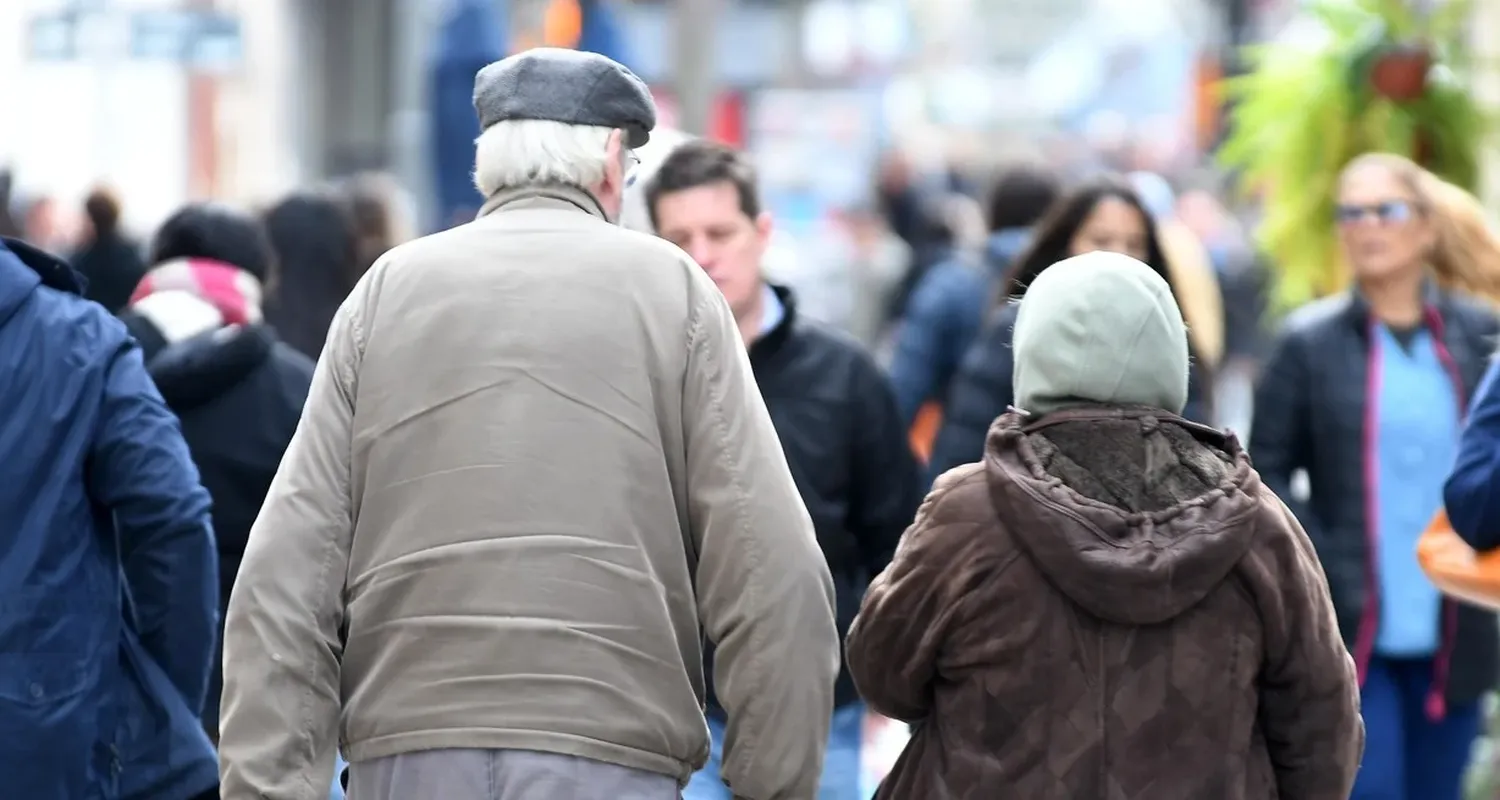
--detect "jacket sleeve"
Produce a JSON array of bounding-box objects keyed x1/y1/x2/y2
[
  {"x1": 1248, "y1": 325, "x2": 1324, "y2": 546},
  {"x1": 1446, "y1": 355, "x2": 1500, "y2": 551},
  {"x1": 845, "y1": 466, "x2": 1001, "y2": 722},
  {"x1": 887, "y1": 267, "x2": 959, "y2": 428},
  {"x1": 219, "y1": 291, "x2": 364, "y2": 800},
  {"x1": 848, "y1": 354, "x2": 924, "y2": 575},
  {"x1": 1248, "y1": 497, "x2": 1363, "y2": 799},
  {"x1": 925, "y1": 307, "x2": 1016, "y2": 485},
  {"x1": 88, "y1": 337, "x2": 217, "y2": 713},
  {"x1": 682, "y1": 285, "x2": 840, "y2": 800}
]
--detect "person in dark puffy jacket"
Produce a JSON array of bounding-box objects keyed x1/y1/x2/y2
[
  {"x1": 885, "y1": 164, "x2": 1060, "y2": 428},
  {"x1": 0, "y1": 237, "x2": 218, "y2": 800},
  {"x1": 119, "y1": 203, "x2": 315, "y2": 742},
  {"x1": 924, "y1": 177, "x2": 1214, "y2": 485}
]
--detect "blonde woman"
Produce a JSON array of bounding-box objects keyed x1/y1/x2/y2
[{"x1": 1251, "y1": 153, "x2": 1500, "y2": 800}]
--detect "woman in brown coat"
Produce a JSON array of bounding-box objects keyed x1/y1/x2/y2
[{"x1": 846, "y1": 251, "x2": 1364, "y2": 799}]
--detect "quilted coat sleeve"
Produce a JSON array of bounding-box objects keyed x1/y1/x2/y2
[
  {"x1": 219, "y1": 287, "x2": 365, "y2": 799},
  {"x1": 845, "y1": 465, "x2": 1011, "y2": 722},
  {"x1": 1246, "y1": 496, "x2": 1363, "y2": 799}
]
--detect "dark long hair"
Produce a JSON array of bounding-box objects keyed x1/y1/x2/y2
[
  {"x1": 262, "y1": 190, "x2": 360, "y2": 293},
  {"x1": 340, "y1": 172, "x2": 415, "y2": 285},
  {"x1": 261, "y1": 189, "x2": 361, "y2": 359},
  {"x1": 1001, "y1": 177, "x2": 1213, "y2": 406},
  {"x1": 1000, "y1": 177, "x2": 1169, "y2": 300}
]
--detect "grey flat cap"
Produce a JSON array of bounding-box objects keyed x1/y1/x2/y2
[{"x1": 473, "y1": 48, "x2": 656, "y2": 148}]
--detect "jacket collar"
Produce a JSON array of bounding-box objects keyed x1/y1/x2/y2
[
  {"x1": 748, "y1": 283, "x2": 798, "y2": 363},
  {"x1": 149, "y1": 323, "x2": 278, "y2": 412},
  {"x1": 1014, "y1": 404, "x2": 1233, "y2": 450},
  {"x1": 1344, "y1": 277, "x2": 1446, "y2": 335},
  {"x1": 477, "y1": 183, "x2": 610, "y2": 221}
]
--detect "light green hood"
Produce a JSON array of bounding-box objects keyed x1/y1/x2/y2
[{"x1": 1012, "y1": 251, "x2": 1190, "y2": 416}]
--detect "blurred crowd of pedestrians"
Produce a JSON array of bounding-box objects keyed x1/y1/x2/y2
[{"x1": 5, "y1": 44, "x2": 1500, "y2": 800}]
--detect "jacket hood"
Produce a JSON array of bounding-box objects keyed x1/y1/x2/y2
[
  {"x1": 984, "y1": 406, "x2": 1262, "y2": 626},
  {"x1": 1011, "y1": 251, "x2": 1189, "y2": 417},
  {"x1": 0, "y1": 238, "x2": 85, "y2": 327},
  {"x1": 148, "y1": 322, "x2": 276, "y2": 412}
]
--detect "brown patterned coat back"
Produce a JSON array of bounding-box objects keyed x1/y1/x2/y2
[{"x1": 846, "y1": 407, "x2": 1363, "y2": 799}]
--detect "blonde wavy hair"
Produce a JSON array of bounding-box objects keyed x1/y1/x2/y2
[{"x1": 1342, "y1": 152, "x2": 1500, "y2": 306}]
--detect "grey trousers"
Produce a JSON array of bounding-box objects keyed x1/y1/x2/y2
[{"x1": 347, "y1": 748, "x2": 681, "y2": 800}]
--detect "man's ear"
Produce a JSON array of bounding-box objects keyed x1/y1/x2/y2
[
  {"x1": 754, "y1": 211, "x2": 774, "y2": 242},
  {"x1": 602, "y1": 128, "x2": 627, "y2": 192}
]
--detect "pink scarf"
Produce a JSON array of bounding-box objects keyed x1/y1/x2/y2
[{"x1": 128, "y1": 258, "x2": 264, "y2": 343}]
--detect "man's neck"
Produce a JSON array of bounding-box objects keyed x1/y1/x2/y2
[
  {"x1": 1361, "y1": 268, "x2": 1426, "y2": 328},
  {"x1": 735, "y1": 284, "x2": 768, "y2": 346}
]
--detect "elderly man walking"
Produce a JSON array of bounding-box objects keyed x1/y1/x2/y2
[{"x1": 217, "y1": 49, "x2": 839, "y2": 800}]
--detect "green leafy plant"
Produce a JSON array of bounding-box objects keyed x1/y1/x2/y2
[{"x1": 1218, "y1": 0, "x2": 1487, "y2": 310}]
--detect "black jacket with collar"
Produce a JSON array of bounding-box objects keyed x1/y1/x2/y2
[
  {"x1": 1249, "y1": 286, "x2": 1500, "y2": 710},
  {"x1": 705, "y1": 284, "x2": 923, "y2": 716},
  {"x1": 119, "y1": 313, "x2": 315, "y2": 737}
]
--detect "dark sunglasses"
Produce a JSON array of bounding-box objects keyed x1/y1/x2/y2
[{"x1": 1335, "y1": 200, "x2": 1416, "y2": 226}]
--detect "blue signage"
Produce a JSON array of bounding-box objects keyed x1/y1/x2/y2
[
  {"x1": 27, "y1": 12, "x2": 80, "y2": 61},
  {"x1": 130, "y1": 9, "x2": 243, "y2": 71},
  {"x1": 25, "y1": 8, "x2": 243, "y2": 71}
]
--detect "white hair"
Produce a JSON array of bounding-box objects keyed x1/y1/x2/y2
[{"x1": 473, "y1": 119, "x2": 615, "y2": 196}]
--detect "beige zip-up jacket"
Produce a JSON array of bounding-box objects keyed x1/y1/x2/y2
[{"x1": 218, "y1": 184, "x2": 840, "y2": 799}]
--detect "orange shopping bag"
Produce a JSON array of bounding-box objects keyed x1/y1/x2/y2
[
  {"x1": 1416, "y1": 509, "x2": 1500, "y2": 611},
  {"x1": 908, "y1": 401, "x2": 942, "y2": 464}
]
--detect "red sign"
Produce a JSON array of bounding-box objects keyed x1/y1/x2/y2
[{"x1": 649, "y1": 88, "x2": 745, "y2": 147}]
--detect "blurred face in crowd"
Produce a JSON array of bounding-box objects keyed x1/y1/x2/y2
[
  {"x1": 1067, "y1": 196, "x2": 1150, "y2": 262},
  {"x1": 653, "y1": 179, "x2": 772, "y2": 320},
  {"x1": 1337, "y1": 162, "x2": 1434, "y2": 283}
]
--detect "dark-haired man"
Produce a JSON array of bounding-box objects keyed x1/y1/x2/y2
[{"x1": 647, "y1": 140, "x2": 922, "y2": 800}]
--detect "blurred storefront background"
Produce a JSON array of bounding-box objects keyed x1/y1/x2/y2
[{"x1": 0, "y1": 0, "x2": 1495, "y2": 240}]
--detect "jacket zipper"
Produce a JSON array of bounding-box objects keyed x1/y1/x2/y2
[
  {"x1": 1425, "y1": 307, "x2": 1465, "y2": 721},
  {"x1": 1355, "y1": 309, "x2": 1463, "y2": 719},
  {"x1": 1353, "y1": 318, "x2": 1381, "y2": 686}
]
